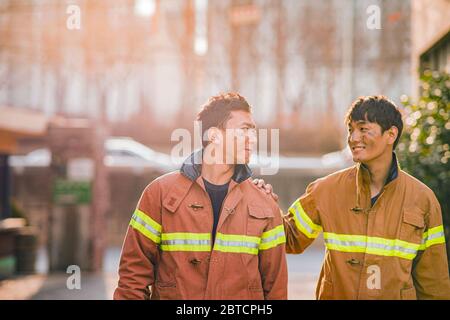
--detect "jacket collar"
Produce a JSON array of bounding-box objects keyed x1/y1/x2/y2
[
  {"x1": 359, "y1": 152, "x2": 399, "y2": 187},
  {"x1": 354, "y1": 152, "x2": 400, "y2": 212},
  {"x1": 180, "y1": 149, "x2": 253, "y2": 184}
]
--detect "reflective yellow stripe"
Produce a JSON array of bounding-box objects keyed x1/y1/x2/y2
[
  {"x1": 134, "y1": 209, "x2": 162, "y2": 232},
  {"x1": 216, "y1": 233, "x2": 260, "y2": 243},
  {"x1": 162, "y1": 233, "x2": 210, "y2": 240},
  {"x1": 323, "y1": 232, "x2": 420, "y2": 260},
  {"x1": 324, "y1": 233, "x2": 420, "y2": 250},
  {"x1": 160, "y1": 233, "x2": 211, "y2": 252},
  {"x1": 419, "y1": 225, "x2": 446, "y2": 250},
  {"x1": 214, "y1": 233, "x2": 260, "y2": 255},
  {"x1": 261, "y1": 225, "x2": 284, "y2": 239},
  {"x1": 288, "y1": 200, "x2": 322, "y2": 239},
  {"x1": 134, "y1": 219, "x2": 288, "y2": 254},
  {"x1": 129, "y1": 209, "x2": 162, "y2": 244},
  {"x1": 259, "y1": 225, "x2": 286, "y2": 250},
  {"x1": 160, "y1": 244, "x2": 211, "y2": 251},
  {"x1": 130, "y1": 219, "x2": 161, "y2": 244}
]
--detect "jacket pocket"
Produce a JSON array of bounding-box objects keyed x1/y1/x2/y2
[
  {"x1": 154, "y1": 281, "x2": 179, "y2": 300},
  {"x1": 400, "y1": 208, "x2": 425, "y2": 243},
  {"x1": 247, "y1": 205, "x2": 273, "y2": 236},
  {"x1": 400, "y1": 287, "x2": 417, "y2": 300}
]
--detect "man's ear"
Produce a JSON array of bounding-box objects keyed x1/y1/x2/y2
[
  {"x1": 387, "y1": 126, "x2": 399, "y2": 145},
  {"x1": 207, "y1": 127, "x2": 222, "y2": 144}
]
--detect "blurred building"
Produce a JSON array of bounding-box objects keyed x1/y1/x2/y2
[
  {"x1": 206, "y1": 0, "x2": 412, "y2": 129},
  {"x1": 0, "y1": 107, "x2": 47, "y2": 220},
  {"x1": 411, "y1": 0, "x2": 450, "y2": 92},
  {"x1": 0, "y1": 0, "x2": 191, "y2": 124},
  {"x1": 0, "y1": 1, "x2": 412, "y2": 139}
]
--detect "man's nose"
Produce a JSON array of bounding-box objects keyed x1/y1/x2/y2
[
  {"x1": 348, "y1": 131, "x2": 361, "y2": 143},
  {"x1": 246, "y1": 130, "x2": 257, "y2": 144}
]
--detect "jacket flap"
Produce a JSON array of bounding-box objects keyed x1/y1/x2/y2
[
  {"x1": 403, "y1": 208, "x2": 425, "y2": 228},
  {"x1": 248, "y1": 205, "x2": 274, "y2": 219},
  {"x1": 162, "y1": 177, "x2": 193, "y2": 213}
]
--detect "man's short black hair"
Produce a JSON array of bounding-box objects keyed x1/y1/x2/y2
[
  {"x1": 345, "y1": 95, "x2": 403, "y2": 148},
  {"x1": 197, "y1": 93, "x2": 252, "y2": 148}
]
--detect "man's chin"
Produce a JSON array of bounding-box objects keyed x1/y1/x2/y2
[
  {"x1": 241, "y1": 152, "x2": 252, "y2": 164},
  {"x1": 237, "y1": 158, "x2": 251, "y2": 165},
  {"x1": 232, "y1": 155, "x2": 251, "y2": 165},
  {"x1": 352, "y1": 154, "x2": 365, "y2": 163}
]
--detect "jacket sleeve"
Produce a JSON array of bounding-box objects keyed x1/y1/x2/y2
[
  {"x1": 412, "y1": 194, "x2": 450, "y2": 300},
  {"x1": 113, "y1": 180, "x2": 162, "y2": 300},
  {"x1": 282, "y1": 181, "x2": 323, "y2": 254},
  {"x1": 258, "y1": 201, "x2": 288, "y2": 300}
]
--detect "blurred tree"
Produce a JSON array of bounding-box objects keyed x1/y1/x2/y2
[{"x1": 397, "y1": 70, "x2": 450, "y2": 265}]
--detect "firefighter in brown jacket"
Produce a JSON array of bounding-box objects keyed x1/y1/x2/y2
[
  {"x1": 114, "y1": 93, "x2": 287, "y2": 300},
  {"x1": 256, "y1": 95, "x2": 450, "y2": 299}
]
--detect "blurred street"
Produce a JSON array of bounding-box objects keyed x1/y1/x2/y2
[{"x1": 0, "y1": 246, "x2": 325, "y2": 300}]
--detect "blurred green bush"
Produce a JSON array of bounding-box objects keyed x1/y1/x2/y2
[{"x1": 397, "y1": 70, "x2": 450, "y2": 265}]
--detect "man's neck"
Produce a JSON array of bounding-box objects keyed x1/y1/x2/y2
[
  {"x1": 201, "y1": 161, "x2": 235, "y2": 185},
  {"x1": 363, "y1": 151, "x2": 393, "y2": 198}
]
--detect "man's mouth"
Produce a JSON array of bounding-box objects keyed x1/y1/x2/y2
[{"x1": 351, "y1": 146, "x2": 366, "y2": 152}]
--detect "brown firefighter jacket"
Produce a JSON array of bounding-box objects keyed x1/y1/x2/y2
[
  {"x1": 114, "y1": 151, "x2": 287, "y2": 300},
  {"x1": 283, "y1": 154, "x2": 450, "y2": 299}
]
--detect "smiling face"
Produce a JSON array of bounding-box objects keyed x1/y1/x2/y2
[
  {"x1": 345, "y1": 96, "x2": 403, "y2": 165},
  {"x1": 347, "y1": 119, "x2": 397, "y2": 164}
]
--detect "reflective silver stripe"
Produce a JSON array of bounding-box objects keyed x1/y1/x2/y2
[
  {"x1": 261, "y1": 231, "x2": 285, "y2": 244},
  {"x1": 161, "y1": 239, "x2": 211, "y2": 246},
  {"x1": 293, "y1": 206, "x2": 315, "y2": 235},
  {"x1": 367, "y1": 242, "x2": 417, "y2": 254},
  {"x1": 324, "y1": 238, "x2": 418, "y2": 255},
  {"x1": 132, "y1": 214, "x2": 161, "y2": 237},
  {"x1": 420, "y1": 231, "x2": 445, "y2": 245},
  {"x1": 215, "y1": 239, "x2": 259, "y2": 249},
  {"x1": 325, "y1": 238, "x2": 366, "y2": 247},
  {"x1": 426, "y1": 231, "x2": 445, "y2": 241}
]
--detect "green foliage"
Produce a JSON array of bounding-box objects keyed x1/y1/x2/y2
[{"x1": 397, "y1": 70, "x2": 450, "y2": 253}]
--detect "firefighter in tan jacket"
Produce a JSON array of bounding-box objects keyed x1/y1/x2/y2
[
  {"x1": 114, "y1": 93, "x2": 287, "y2": 300},
  {"x1": 257, "y1": 96, "x2": 450, "y2": 299}
]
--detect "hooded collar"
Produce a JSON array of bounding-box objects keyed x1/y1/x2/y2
[{"x1": 180, "y1": 149, "x2": 253, "y2": 184}]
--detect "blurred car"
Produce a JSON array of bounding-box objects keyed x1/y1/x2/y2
[
  {"x1": 104, "y1": 137, "x2": 176, "y2": 172},
  {"x1": 9, "y1": 148, "x2": 51, "y2": 167},
  {"x1": 249, "y1": 147, "x2": 353, "y2": 176},
  {"x1": 321, "y1": 147, "x2": 354, "y2": 169},
  {"x1": 10, "y1": 137, "x2": 177, "y2": 173},
  {"x1": 11, "y1": 138, "x2": 354, "y2": 175}
]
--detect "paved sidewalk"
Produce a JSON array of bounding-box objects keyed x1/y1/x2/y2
[
  {"x1": 0, "y1": 246, "x2": 324, "y2": 300},
  {"x1": 0, "y1": 273, "x2": 118, "y2": 300},
  {"x1": 0, "y1": 272, "x2": 318, "y2": 300},
  {"x1": 0, "y1": 275, "x2": 47, "y2": 300}
]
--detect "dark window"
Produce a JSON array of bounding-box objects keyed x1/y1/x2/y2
[{"x1": 420, "y1": 29, "x2": 450, "y2": 73}]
